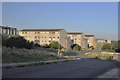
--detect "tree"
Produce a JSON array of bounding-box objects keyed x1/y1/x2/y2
[
  {"x1": 49, "y1": 41, "x2": 62, "y2": 49},
  {"x1": 111, "y1": 41, "x2": 118, "y2": 50},
  {"x1": 89, "y1": 46, "x2": 94, "y2": 49},
  {"x1": 71, "y1": 44, "x2": 81, "y2": 51},
  {"x1": 3, "y1": 36, "x2": 34, "y2": 49},
  {"x1": 102, "y1": 43, "x2": 111, "y2": 50},
  {"x1": 34, "y1": 43, "x2": 40, "y2": 47}
]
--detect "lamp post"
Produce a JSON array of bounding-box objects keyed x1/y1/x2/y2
[{"x1": 58, "y1": 38, "x2": 60, "y2": 56}]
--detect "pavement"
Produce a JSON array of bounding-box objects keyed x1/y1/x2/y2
[
  {"x1": 97, "y1": 68, "x2": 119, "y2": 78},
  {"x1": 2, "y1": 58, "x2": 118, "y2": 78}
]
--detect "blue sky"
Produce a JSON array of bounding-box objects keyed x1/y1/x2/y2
[{"x1": 2, "y1": 2, "x2": 118, "y2": 40}]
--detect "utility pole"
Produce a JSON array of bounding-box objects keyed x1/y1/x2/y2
[{"x1": 58, "y1": 37, "x2": 60, "y2": 56}]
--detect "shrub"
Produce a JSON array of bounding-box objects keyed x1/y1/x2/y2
[
  {"x1": 102, "y1": 43, "x2": 111, "y2": 50},
  {"x1": 71, "y1": 44, "x2": 81, "y2": 51},
  {"x1": 89, "y1": 46, "x2": 94, "y2": 49},
  {"x1": 49, "y1": 41, "x2": 63, "y2": 49},
  {"x1": 3, "y1": 35, "x2": 34, "y2": 49}
]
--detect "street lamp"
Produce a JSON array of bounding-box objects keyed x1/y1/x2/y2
[{"x1": 58, "y1": 37, "x2": 60, "y2": 56}]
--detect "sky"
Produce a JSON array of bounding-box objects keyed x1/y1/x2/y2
[{"x1": 2, "y1": 2, "x2": 118, "y2": 41}]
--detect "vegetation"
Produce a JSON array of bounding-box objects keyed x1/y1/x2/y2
[
  {"x1": 2, "y1": 47, "x2": 63, "y2": 63},
  {"x1": 2, "y1": 34, "x2": 65, "y2": 63},
  {"x1": 2, "y1": 34, "x2": 40, "y2": 49},
  {"x1": 78, "y1": 52, "x2": 114, "y2": 60},
  {"x1": 49, "y1": 41, "x2": 63, "y2": 49},
  {"x1": 71, "y1": 44, "x2": 81, "y2": 51},
  {"x1": 102, "y1": 43, "x2": 111, "y2": 50},
  {"x1": 101, "y1": 41, "x2": 119, "y2": 53},
  {"x1": 88, "y1": 46, "x2": 94, "y2": 50}
]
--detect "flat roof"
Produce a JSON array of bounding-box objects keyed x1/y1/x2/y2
[
  {"x1": 85, "y1": 35, "x2": 94, "y2": 37},
  {"x1": 20, "y1": 29, "x2": 64, "y2": 31},
  {"x1": 0, "y1": 25, "x2": 17, "y2": 29},
  {"x1": 68, "y1": 32, "x2": 83, "y2": 34},
  {"x1": 96, "y1": 39, "x2": 105, "y2": 40}
]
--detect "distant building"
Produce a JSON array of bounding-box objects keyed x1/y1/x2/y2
[
  {"x1": 85, "y1": 35, "x2": 97, "y2": 49},
  {"x1": 106, "y1": 40, "x2": 111, "y2": 44},
  {"x1": 0, "y1": 25, "x2": 17, "y2": 35},
  {"x1": 19, "y1": 29, "x2": 71, "y2": 50},
  {"x1": 68, "y1": 32, "x2": 88, "y2": 49},
  {"x1": 97, "y1": 39, "x2": 111, "y2": 44},
  {"x1": 97, "y1": 39, "x2": 106, "y2": 43}
]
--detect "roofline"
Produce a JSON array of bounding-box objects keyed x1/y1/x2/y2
[
  {"x1": 68, "y1": 32, "x2": 83, "y2": 34},
  {"x1": 20, "y1": 29, "x2": 64, "y2": 31},
  {"x1": 0, "y1": 25, "x2": 17, "y2": 29},
  {"x1": 85, "y1": 35, "x2": 94, "y2": 37}
]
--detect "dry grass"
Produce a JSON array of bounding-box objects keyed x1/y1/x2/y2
[
  {"x1": 2, "y1": 47, "x2": 63, "y2": 63},
  {"x1": 78, "y1": 52, "x2": 114, "y2": 60}
]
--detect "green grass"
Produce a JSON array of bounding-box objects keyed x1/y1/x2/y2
[
  {"x1": 102, "y1": 49, "x2": 116, "y2": 53},
  {"x1": 2, "y1": 47, "x2": 64, "y2": 63},
  {"x1": 78, "y1": 52, "x2": 114, "y2": 60}
]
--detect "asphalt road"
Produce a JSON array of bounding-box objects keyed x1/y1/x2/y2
[{"x1": 2, "y1": 58, "x2": 117, "y2": 78}]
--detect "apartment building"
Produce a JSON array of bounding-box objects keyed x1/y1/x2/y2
[
  {"x1": 85, "y1": 35, "x2": 97, "y2": 49},
  {"x1": 0, "y1": 25, "x2": 17, "y2": 35},
  {"x1": 97, "y1": 39, "x2": 106, "y2": 43},
  {"x1": 19, "y1": 29, "x2": 71, "y2": 50},
  {"x1": 67, "y1": 32, "x2": 87, "y2": 49},
  {"x1": 97, "y1": 39, "x2": 111, "y2": 44},
  {"x1": 83, "y1": 38, "x2": 88, "y2": 50}
]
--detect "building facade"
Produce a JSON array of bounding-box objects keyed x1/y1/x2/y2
[
  {"x1": 97, "y1": 39, "x2": 106, "y2": 43},
  {"x1": 0, "y1": 25, "x2": 17, "y2": 35},
  {"x1": 85, "y1": 35, "x2": 97, "y2": 49},
  {"x1": 19, "y1": 29, "x2": 71, "y2": 50},
  {"x1": 67, "y1": 32, "x2": 87, "y2": 49},
  {"x1": 97, "y1": 39, "x2": 111, "y2": 44}
]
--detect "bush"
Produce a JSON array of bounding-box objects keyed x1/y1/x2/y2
[
  {"x1": 34, "y1": 43, "x2": 40, "y2": 47},
  {"x1": 2, "y1": 47, "x2": 62, "y2": 63},
  {"x1": 102, "y1": 43, "x2": 111, "y2": 50},
  {"x1": 115, "y1": 49, "x2": 120, "y2": 53},
  {"x1": 71, "y1": 44, "x2": 81, "y2": 51},
  {"x1": 41, "y1": 44, "x2": 50, "y2": 48},
  {"x1": 89, "y1": 46, "x2": 94, "y2": 49},
  {"x1": 49, "y1": 41, "x2": 63, "y2": 49},
  {"x1": 3, "y1": 35, "x2": 34, "y2": 49}
]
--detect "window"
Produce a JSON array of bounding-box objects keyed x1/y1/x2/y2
[
  {"x1": 35, "y1": 32, "x2": 36, "y2": 34},
  {"x1": 35, "y1": 36, "x2": 37, "y2": 38},
  {"x1": 22, "y1": 32, "x2": 24, "y2": 34},
  {"x1": 38, "y1": 36, "x2": 40, "y2": 39},
  {"x1": 88, "y1": 40, "x2": 89, "y2": 42},
  {"x1": 57, "y1": 37, "x2": 59, "y2": 38},
  {"x1": 53, "y1": 37, "x2": 55, "y2": 40},
  {"x1": 24, "y1": 36, "x2": 27, "y2": 39},
  {"x1": 38, "y1": 32, "x2": 40, "y2": 34},
  {"x1": 25, "y1": 32, "x2": 27, "y2": 34},
  {"x1": 50, "y1": 32, "x2": 55, "y2": 34},
  {"x1": 49, "y1": 37, "x2": 51, "y2": 40},
  {"x1": 52, "y1": 32, "x2": 55, "y2": 34},
  {"x1": 49, "y1": 41, "x2": 51, "y2": 42}
]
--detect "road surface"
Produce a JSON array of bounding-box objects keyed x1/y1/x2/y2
[{"x1": 3, "y1": 58, "x2": 117, "y2": 78}]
